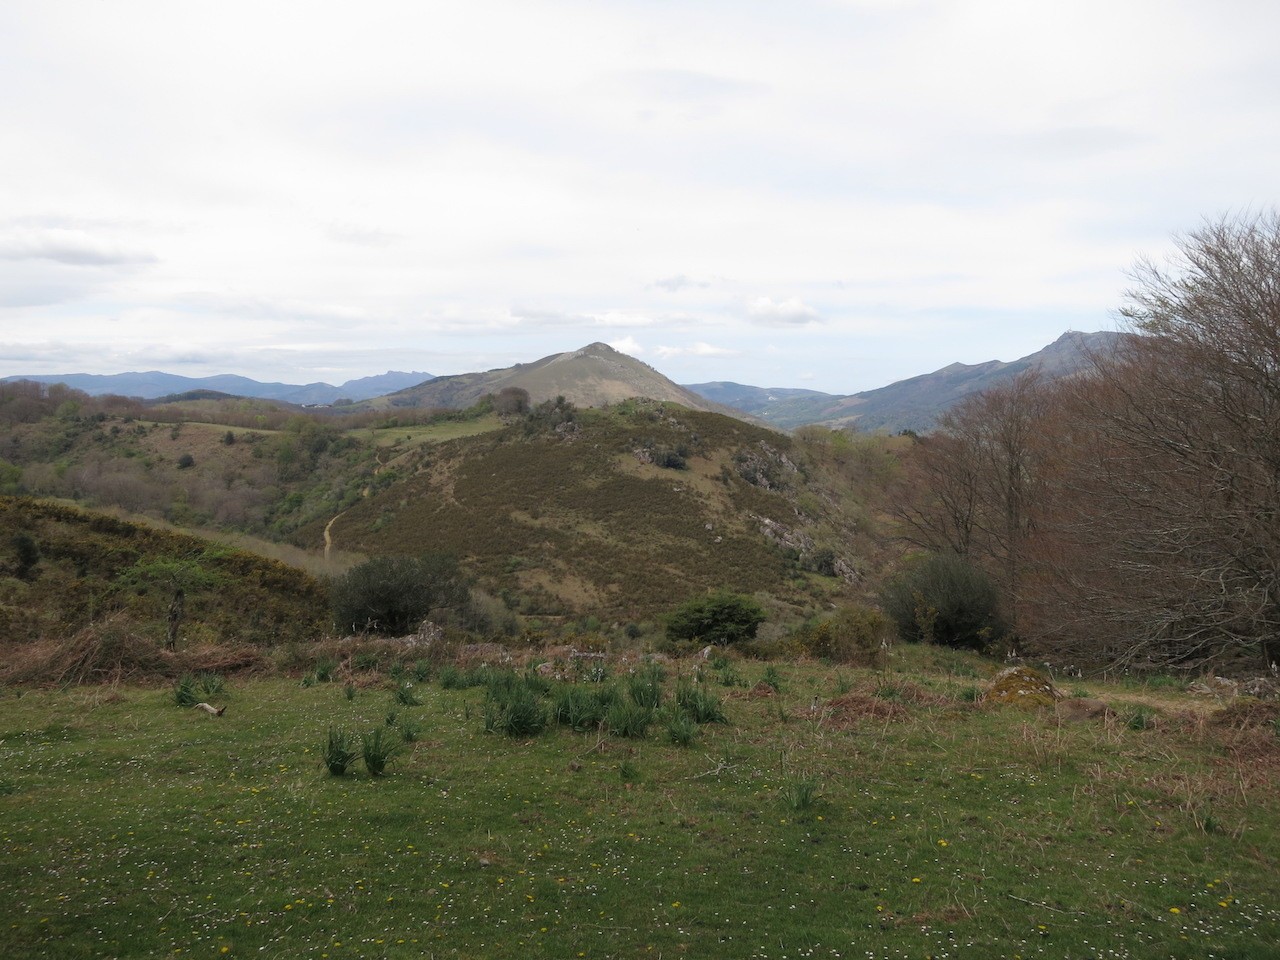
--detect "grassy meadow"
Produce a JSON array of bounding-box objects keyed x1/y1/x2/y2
[{"x1": 2, "y1": 648, "x2": 1278, "y2": 960}]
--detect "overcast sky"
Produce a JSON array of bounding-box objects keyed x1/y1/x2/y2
[{"x1": 1, "y1": 0, "x2": 1276, "y2": 393}]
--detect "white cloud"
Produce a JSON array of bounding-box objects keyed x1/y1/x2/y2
[
  {"x1": 608, "y1": 336, "x2": 643, "y2": 355},
  {"x1": 0, "y1": 228, "x2": 156, "y2": 266},
  {"x1": 651, "y1": 275, "x2": 710, "y2": 293},
  {"x1": 0, "y1": 1, "x2": 1277, "y2": 392},
  {"x1": 655, "y1": 342, "x2": 739, "y2": 359},
  {"x1": 747, "y1": 296, "x2": 822, "y2": 327}
]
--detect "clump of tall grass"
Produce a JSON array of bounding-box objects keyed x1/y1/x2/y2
[
  {"x1": 675, "y1": 678, "x2": 727, "y2": 724},
  {"x1": 313, "y1": 657, "x2": 338, "y2": 682},
  {"x1": 173, "y1": 672, "x2": 224, "y2": 707},
  {"x1": 782, "y1": 776, "x2": 819, "y2": 811},
  {"x1": 627, "y1": 663, "x2": 664, "y2": 709},
  {"x1": 322, "y1": 727, "x2": 359, "y2": 776},
  {"x1": 361, "y1": 727, "x2": 399, "y2": 776},
  {"x1": 482, "y1": 672, "x2": 549, "y2": 737},
  {"x1": 439, "y1": 664, "x2": 486, "y2": 690},
  {"x1": 607, "y1": 700, "x2": 653, "y2": 739},
  {"x1": 553, "y1": 685, "x2": 613, "y2": 731},
  {"x1": 173, "y1": 673, "x2": 200, "y2": 707},
  {"x1": 665, "y1": 710, "x2": 697, "y2": 746},
  {"x1": 1127, "y1": 707, "x2": 1157, "y2": 731},
  {"x1": 393, "y1": 682, "x2": 421, "y2": 706}
]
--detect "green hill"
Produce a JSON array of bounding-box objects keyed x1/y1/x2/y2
[
  {"x1": 3, "y1": 380, "x2": 899, "y2": 633},
  {"x1": 0, "y1": 497, "x2": 328, "y2": 648},
  {"x1": 313, "y1": 399, "x2": 891, "y2": 624}
]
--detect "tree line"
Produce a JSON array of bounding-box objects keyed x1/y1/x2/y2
[{"x1": 895, "y1": 212, "x2": 1280, "y2": 672}]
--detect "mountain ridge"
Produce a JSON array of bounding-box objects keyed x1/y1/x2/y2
[
  {"x1": 0, "y1": 370, "x2": 436, "y2": 405},
  {"x1": 684, "y1": 330, "x2": 1125, "y2": 432},
  {"x1": 4, "y1": 330, "x2": 1124, "y2": 432}
]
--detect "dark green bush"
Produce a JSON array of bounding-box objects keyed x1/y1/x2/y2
[
  {"x1": 12, "y1": 533, "x2": 39, "y2": 579},
  {"x1": 330, "y1": 553, "x2": 469, "y2": 636},
  {"x1": 878, "y1": 552, "x2": 1006, "y2": 652},
  {"x1": 666, "y1": 591, "x2": 766, "y2": 647}
]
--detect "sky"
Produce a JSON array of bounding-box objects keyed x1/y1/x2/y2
[{"x1": 1, "y1": 0, "x2": 1277, "y2": 394}]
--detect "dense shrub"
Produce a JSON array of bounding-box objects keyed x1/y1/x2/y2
[
  {"x1": 878, "y1": 552, "x2": 1005, "y2": 651},
  {"x1": 788, "y1": 604, "x2": 890, "y2": 664},
  {"x1": 330, "y1": 553, "x2": 469, "y2": 635},
  {"x1": 666, "y1": 591, "x2": 767, "y2": 647}
]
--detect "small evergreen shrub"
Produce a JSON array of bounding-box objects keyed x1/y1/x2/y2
[
  {"x1": 666, "y1": 591, "x2": 767, "y2": 647},
  {"x1": 330, "y1": 553, "x2": 468, "y2": 636},
  {"x1": 788, "y1": 605, "x2": 890, "y2": 665}
]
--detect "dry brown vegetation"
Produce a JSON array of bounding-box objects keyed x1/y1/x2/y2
[{"x1": 894, "y1": 213, "x2": 1280, "y2": 675}]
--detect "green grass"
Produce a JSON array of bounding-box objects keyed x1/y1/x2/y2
[
  {"x1": 1, "y1": 661, "x2": 1278, "y2": 959},
  {"x1": 357, "y1": 416, "x2": 503, "y2": 447}
]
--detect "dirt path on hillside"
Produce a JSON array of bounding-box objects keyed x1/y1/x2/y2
[{"x1": 323, "y1": 510, "x2": 348, "y2": 562}]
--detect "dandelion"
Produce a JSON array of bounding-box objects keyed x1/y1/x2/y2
[
  {"x1": 1169, "y1": 907, "x2": 1181, "y2": 914},
  {"x1": 911, "y1": 878, "x2": 921, "y2": 883}
]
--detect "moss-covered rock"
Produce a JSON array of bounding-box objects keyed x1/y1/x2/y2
[{"x1": 982, "y1": 665, "x2": 1061, "y2": 709}]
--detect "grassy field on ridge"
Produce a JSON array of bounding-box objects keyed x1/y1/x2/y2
[{"x1": 2, "y1": 647, "x2": 1278, "y2": 960}]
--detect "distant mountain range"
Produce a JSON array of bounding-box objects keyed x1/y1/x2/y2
[
  {"x1": 0, "y1": 369, "x2": 435, "y2": 405},
  {"x1": 4, "y1": 329, "x2": 1124, "y2": 432},
  {"x1": 685, "y1": 330, "x2": 1126, "y2": 432}
]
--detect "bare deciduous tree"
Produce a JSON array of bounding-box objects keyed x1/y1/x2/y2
[
  {"x1": 1021, "y1": 212, "x2": 1280, "y2": 669},
  {"x1": 895, "y1": 371, "x2": 1050, "y2": 637}
]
